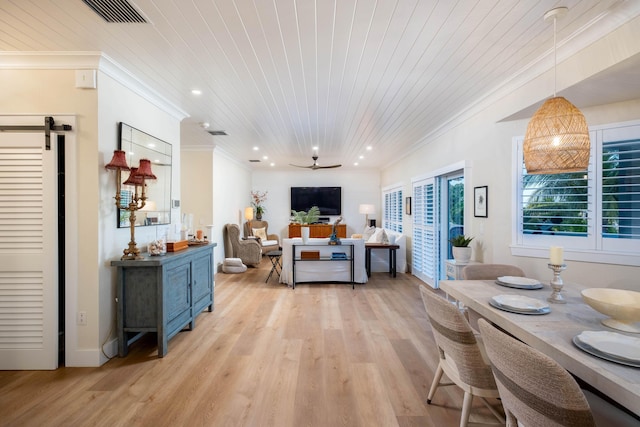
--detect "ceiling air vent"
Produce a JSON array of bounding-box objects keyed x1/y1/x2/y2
[
  {"x1": 249, "y1": 160, "x2": 261, "y2": 163},
  {"x1": 83, "y1": 0, "x2": 146, "y2": 23},
  {"x1": 207, "y1": 130, "x2": 227, "y2": 136}
]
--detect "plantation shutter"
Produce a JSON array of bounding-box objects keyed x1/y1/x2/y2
[
  {"x1": 383, "y1": 188, "x2": 402, "y2": 232},
  {"x1": 413, "y1": 178, "x2": 437, "y2": 287}
]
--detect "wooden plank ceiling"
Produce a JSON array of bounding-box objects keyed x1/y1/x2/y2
[{"x1": 0, "y1": 0, "x2": 638, "y2": 169}]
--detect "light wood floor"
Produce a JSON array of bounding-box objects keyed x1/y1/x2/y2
[{"x1": 0, "y1": 259, "x2": 502, "y2": 427}]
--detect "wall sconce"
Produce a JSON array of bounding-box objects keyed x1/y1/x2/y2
[
  {"x1": 106, "y1": 150, "x2": 157, "y2": 260},
  {"x1": 359, "y1": 204, "x2": 375, "y2": 228}
]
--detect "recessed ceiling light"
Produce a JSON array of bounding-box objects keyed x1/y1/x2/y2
[
  {"x1": 359, "y1": 155, "x2": 364, "y2": 159},
  {"x1": 312, "y1": 146, "x2": 318, "y2": 151},
  {"x1": 270, "y1": 162, "x2": 275, "y2": 167},
  {"x1": 366, "y1": 146, "x2": 372, "y2": 151},
  {"x1": 200, "y1": 122, "x2": 210, "y2": 129},
  {"x1": 191, "y1": 89, "x2": 202, "y2": 95},
  {"x1": 354, "y1": 162, "x2": 359, "y2": 166},
  {"x1": 263, "y1": 155, "x2": 268, "y2": 160},
  {"x1": 253, "y1": 146, "x2": 259, "y2": 151}
]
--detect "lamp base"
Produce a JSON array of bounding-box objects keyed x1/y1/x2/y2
[{"x1": 121, "y1": 241, "x2": 143, "y2": 260}]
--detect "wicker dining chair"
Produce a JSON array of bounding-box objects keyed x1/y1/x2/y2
[
  {"x1": 462, "y1": 264, "x2": 525, "y2": 280},
  {"x1": 420, "y1": 285, "x2": 505, "y2": 427},
  {"x1": 478, "y1": 318, "x2": 596, "y2": 427}
]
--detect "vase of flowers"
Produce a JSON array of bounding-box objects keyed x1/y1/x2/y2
[{"x1": 251, "y1": 190, "x2": 268, "y2": 220}]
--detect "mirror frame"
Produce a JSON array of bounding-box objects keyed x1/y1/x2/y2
[{"x1": 117, "y1": 122, "x2": 172, "y2": 228}]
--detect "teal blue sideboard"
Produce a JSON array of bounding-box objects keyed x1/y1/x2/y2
[{"x1": 111, "y1": 243, "x2": 216, "y2": 357}]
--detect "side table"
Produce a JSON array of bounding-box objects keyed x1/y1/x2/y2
[{"x1": 365, "y1": 243, "x2": 400, "y2": 278}]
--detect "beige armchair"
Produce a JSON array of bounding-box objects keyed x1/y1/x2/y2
[
  {"x1": 244, "y1": 220, "x2": 280, "y2": 254},
  {"x1": 225, "y1": 224, "x2": 261, "y2": 267}
]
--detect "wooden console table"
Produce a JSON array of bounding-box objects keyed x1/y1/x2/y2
[
  {"x1": 111, "y1": 243, "x2": 216, "y2": 357},
  {"x1": 292, "y1": 243, "x2": 354, "y2": 289},
  {"x1": 288, "y1": 223, "x2": 346, "y2": 238}
]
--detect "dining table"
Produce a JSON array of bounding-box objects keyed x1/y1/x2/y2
[{"x1": 439, "y1": 279, "x2": 640, "y2": 418}]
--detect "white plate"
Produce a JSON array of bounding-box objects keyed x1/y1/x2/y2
[
  {"x1": 491, "y1": 295, "x2": 549, "y2": 312},
  {"x1": 576, "y1": 331, "x2": 640, "y2": 362},
  {"x1": 495, "y1": 280, "x2": 543, "y2": 290},
  {"x1": 497, "y1": 276, "x2": 542, "y2": 287},
  {"x1": 489, "y1": 299, "x2": 550, "y2": 315}
]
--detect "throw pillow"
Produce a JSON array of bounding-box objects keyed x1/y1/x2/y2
[
  {"x1": 367, "y1": 228, "x2": 383, "y2": 243},
  {"x1": 380, "y1": 229, "x2": 389, "y2": 245},
  {"x1": 253, "y1": 227, "x2": 267, "y2": 240},
  {"x1": 363, "y1": 226, "x2": 376, "y2": 241}
]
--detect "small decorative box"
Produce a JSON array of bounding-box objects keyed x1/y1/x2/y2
[
  {"x1": 300, "y1": 250, "x2": 320, "y2": 259},
  {"x1": 167, "y1": 240, "x2": 189, "y2": 252}
]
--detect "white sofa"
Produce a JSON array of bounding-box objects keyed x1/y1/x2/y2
[
  {"x1": 279, "y1": 238, "x2": 368, "y2": 286},
  {"x1": 362, "y1": 227, "x2": 407, "y2": 274}
]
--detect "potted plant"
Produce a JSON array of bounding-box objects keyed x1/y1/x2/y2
[
  {"x1": 449, "y1": 235, "x2": 474, "y2": 265},
  {"x1": 290, "y1": 206, "x2": 320, "y2": 225},
  {"x1": 291, "y1": 206, "x2": 320, "y2": 243},
  {"x1": 251, "y1": 190, "x2": 268, "y2": 220}
]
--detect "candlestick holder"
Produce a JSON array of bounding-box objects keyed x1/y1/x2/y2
[
  {"x1": 106, "y1": 151, "x2": 156, "y2": 260},
  {"x1": 547, "y1": 263, "x2": 567, "y2": 304}
]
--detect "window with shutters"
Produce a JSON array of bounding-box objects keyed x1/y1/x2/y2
[
  {"x1": 514, "y1": 120, "x2": 640, "y2": 265},
  {"x1": 383, "y1": 186, "x2": 403, "y2": 232}
]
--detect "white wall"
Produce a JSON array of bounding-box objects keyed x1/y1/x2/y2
[
  {"x1": 251, "y1": 169, "x2": 381, "y2": 239},
  {"x1": 212, "y1": 148, "x2": 253, "y2": 268},
  {"x1": 380, "y1": 13, "x2": 640, "y2": 291},
  {"x1": 0, "y1": 65, "x2": 183, "y2": 366},
  {"x1": 98, "y1": 71, "x2": 182, "y2": 365}
]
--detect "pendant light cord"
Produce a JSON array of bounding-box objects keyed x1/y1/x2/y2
[{"x1": 553, "y1": 16, "x2": 557, "y2": 97}]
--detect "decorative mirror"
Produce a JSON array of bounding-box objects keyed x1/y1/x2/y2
[{"x1": 117, "y1": 122, "x2": 172, "y2": 228}]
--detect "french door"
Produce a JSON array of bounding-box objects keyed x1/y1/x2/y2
[{"x1": 412, "y1": 168, "x2": 465, "y2": 288}]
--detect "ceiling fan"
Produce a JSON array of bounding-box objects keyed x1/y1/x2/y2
[{"x1": 290, "y1": 154, "x2": 341, "y2": 170}]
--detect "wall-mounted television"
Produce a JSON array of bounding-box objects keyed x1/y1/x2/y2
[{"x1": 291, "y1": 187, "x2": 342, "y2": 216}]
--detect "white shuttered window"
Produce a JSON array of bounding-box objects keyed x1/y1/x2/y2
[
  {"x1": 515, "y1": 120, "x2": 640, "y2": 264},
  {"x1": 383, "y1": 187, "x2": 402, "y2": 232}
]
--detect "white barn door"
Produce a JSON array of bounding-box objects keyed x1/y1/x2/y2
[{"x1": 0, "y1": 129, "x2": 58, "y2": 369}]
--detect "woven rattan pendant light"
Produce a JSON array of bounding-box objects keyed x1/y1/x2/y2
[{"x1": 523, "y1": 7, "x2": 590, "y2": 174}]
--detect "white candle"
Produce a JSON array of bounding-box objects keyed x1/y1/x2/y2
[{"x1": 550, "y1": 246, "x2": 564, "y2": 265}]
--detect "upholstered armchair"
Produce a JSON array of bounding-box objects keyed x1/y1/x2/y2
[
  {"x1": 225, "y1": 224, "x2": 262, "y2": 267},
  {"x1": 243, "y1": 220, "x2": 280, "y2": 254}
]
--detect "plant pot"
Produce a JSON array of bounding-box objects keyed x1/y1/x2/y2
[
  {"x1": 452, "y1": 246, "x2": 472, "y2": 265},
  {"x1": 256, "y1": 211, "x2": 263, "y2": 220},
  {"x1": 301, "y1": 226, "x2": 310, "y2": 244}
]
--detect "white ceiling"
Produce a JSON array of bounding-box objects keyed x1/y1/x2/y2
[{"x1": 1, "y1": 0, "x2": 639, "y2": 170}]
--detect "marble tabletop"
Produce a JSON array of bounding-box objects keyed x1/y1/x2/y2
[{"x1": 439, "y1": 279, "x2": 640, "y2": 417}]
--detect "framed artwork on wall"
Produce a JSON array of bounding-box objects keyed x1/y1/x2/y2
[{"x1": 474, "y1": 186, "x2": 488, "y2": 217}]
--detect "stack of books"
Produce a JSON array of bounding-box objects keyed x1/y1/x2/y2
[{"x1": 331, "y1": 252, "x2": 347, "y2": 260}]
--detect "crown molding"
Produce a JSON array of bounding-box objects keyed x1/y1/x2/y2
[{"x1": 0, "y1": 51, "x2": 189, "y2": 121}]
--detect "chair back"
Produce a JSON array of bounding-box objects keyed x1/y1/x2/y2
[
  {"x1": 478, "y1": 319, "x2": 596, "y2": 427},
  {"x1": 462, "y1": 264, "x2": 525, "y2": 280},
  {"x1": 245, "y1": 220, "x2": 269, "y2": 238},
  {"x1": 226, "y1": 224, "x2": 242, "y2": 255},
  {"x1": 419, "y1": 286, "x2": 496, "y2": 390}
]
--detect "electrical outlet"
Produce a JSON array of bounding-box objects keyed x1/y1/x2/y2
[{"x1": 77, "y1": 311, "x2": 87, "y2": 326}]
